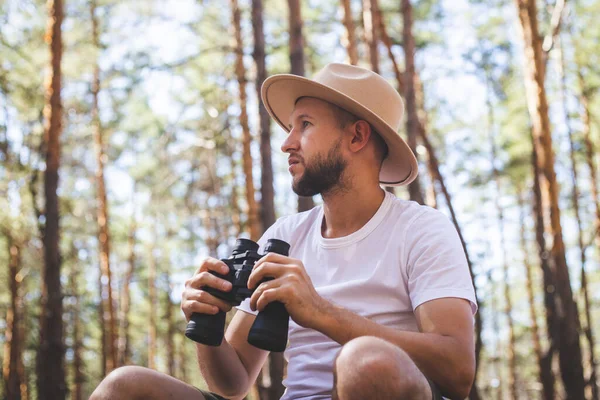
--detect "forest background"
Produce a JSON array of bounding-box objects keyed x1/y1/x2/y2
[{"x1": 1, "y1": 0, "x2": 599, "y2": 399}]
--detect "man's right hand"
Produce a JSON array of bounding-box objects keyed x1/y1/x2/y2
[{"x1": 181, "y1": 257, "x2": 234, "y2": 322}]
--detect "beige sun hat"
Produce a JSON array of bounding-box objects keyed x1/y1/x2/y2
[{"x1": 261, "y1": 62, "x2": 418, "y2": 186}]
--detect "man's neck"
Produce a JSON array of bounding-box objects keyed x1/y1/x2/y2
[{"x1": 320, "y1": 184, "x2": 386, "y2": 239}]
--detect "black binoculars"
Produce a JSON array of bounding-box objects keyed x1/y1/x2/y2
[{"x1": 185, "y1": 238, "x2": 291, "y2": 352}]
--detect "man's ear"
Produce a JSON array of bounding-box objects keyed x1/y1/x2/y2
[{"x1": 348, "y1": 120, "x2": 372, "y2": 153}]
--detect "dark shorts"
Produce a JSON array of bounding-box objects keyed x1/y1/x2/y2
[
  {"x1": 197, "y1": 389, "x2": 227, "y2": 400},
  {"x1": 199, "y1": 382, "x2": 443, "y2": 400},
  {"x1": 428, "y1": 379, "x2": 444, "y2": 400}
]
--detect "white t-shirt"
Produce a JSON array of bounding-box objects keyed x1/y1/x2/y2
[{"x1": 238, "y1": 191, "x2": 477, "y2": 399}]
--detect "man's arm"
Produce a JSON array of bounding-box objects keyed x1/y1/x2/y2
[
  {"x1": 247, "y1": 253, "x2": 475, "y2": 400},
  {"x1": 182, "y1": 257, "x2": 269, "y2": 398},
  {"x1": 312, "y1": 297, "x2": 475, "y2": 399},
  {"x1": 194, "y1": 310, "x2": 269, "y2": 398}
]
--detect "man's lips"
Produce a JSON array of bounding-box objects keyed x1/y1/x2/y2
[{"x1": 288, "y1": 157, "x2": 302, "y2": 166}]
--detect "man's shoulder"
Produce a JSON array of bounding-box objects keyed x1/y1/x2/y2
[
  {"x1": 265, "y1": 206, "x2": 322, "y2": 243},
  {"x1": 386, "y1": 196, "x2": 437, "y2": 224}
]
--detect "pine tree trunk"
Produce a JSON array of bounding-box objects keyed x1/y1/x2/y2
[
  {"x1": 576, "y1": 68, "x2": 599, "y2": 400},
  {"x1": 118, "y1": 207, "x2": 137, "y2": 366},
  {"x1": 578, "y1": 70, "x2": 600, "y2": 263},
  {"x1": 377, "y1": 5, "x2": 403, "y2": 196},
  {"x1": 227, "y1": 128, "x2": 243, "y2": 238},
  {"x1": 3, "y1": 238, "x2": 23, "y2": 400},
  {"x1": 178, "y1": 339, "x2": 188, "y2": 382},
  {"x1": 559, "y1": 40, "x2": 599, "y2": 400},
  {"x1": 401, "y1": 0, "x2": 425, "y2": 205},
  {"x1": 489, "y1": 272, "x2": 504, "y2": 400},
  {"x1": 485, "y1": 77, "x2": 517, "y2": 399},
  {"x1": 514, "y1": 1, "x2": 585, "y2": 397},
  {"x1": 340, "y1": 0, "x2": 359, "y2": 65},
  {"x1": 252, "y1": 0, "x2": 276, "y2": 233},
  {"x1": 362, "y1": 0, "x2": 380, "y2": 73},
  {"x1": 69, "y1": 266, "x2": 84, "y2": 400},
  {"x1": 413, "y1": 76, "x2": 437, "y2": 208},
  {"x1": 418, "y1": 125, "x2": 482, "y2": 400},
  {"x1": 37, "y1": 0, "x2": 66, "y2": 398},
  {"x1": 287, "y1": 0, "x2": 314, "y2": 212},
  {"x1": 231, "y1": 0, "x2": 261, "y2": 240},
  {"x1": 148, "y1": 240, "x2": 157, "y2": 370},
  {"x1": 98, "y1": 268, "x2": 107, "y2": 377},
  {"x1": 252, "y1": 2, "x2": 286, "y2": 397},
  {"x1": 516, "y1": 186, "x2": 545, "y2": 398},
  {"x1": 531, "y1": 131, "x2": 556, "y2": 400},
  {"x1": 91, "y1": 0, "x2": 117, "y2": 374},
  {"x1": 165, "y1": 274, "x2": 176, "y2": 377},
  {"x1": 376, "y1": 5, "x2": 403, "y2": 93}
]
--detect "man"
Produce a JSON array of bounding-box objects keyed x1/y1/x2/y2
[{"x1": 91, "y1": 63, "x2": 477, "y2": 400}]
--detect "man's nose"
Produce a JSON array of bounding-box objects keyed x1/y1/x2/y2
[{"x1": 281, "y1": 128, "x2": 300, "y2": 153}]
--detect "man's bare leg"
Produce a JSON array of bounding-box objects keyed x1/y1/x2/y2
[
  {"x1": 332, "y1": 336, "x2": 433, "y2": 400},
  {"x1": 89, "y1": 366, "x2": 208, "y2": 400}
]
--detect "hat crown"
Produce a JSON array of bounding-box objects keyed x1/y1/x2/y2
[{"x1": 312, "y1": 63, "x2": 403, "y2": 130}]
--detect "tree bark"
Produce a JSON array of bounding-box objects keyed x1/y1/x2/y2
[
  {"x1": 37, "y1": 0, "x2": 66, "y2": 398},
  {"x1": 340, "y1": 0, "x2": 359, "y2": 65},
  {"x1": 252, "y1": 0, "x2": 276, "y2": 233},
  {"x1": 91, "y1": 0, "x2": 117, "y2": 374},
  {"x1": 69, "y1": 264, "x2": 84, "y2": 400},
  {"x1": 514, "y1": 1, "x2": 585, "y2": 397},
  {"x1": 401, "y1": 0, "x2": 425, "y2": 205},
  {"x1": 148, "y1": 240, "x2": 157, "y2": 370},
  {"x1": 413, "y1": 76, "x2": 436, "y2": 208},
  {"x1": 3, "y1": 238, "x2": 23, "y2": 400},
  {"x1": 252, "y1": 2, "x2": 285, "y2": 397},
  {"x1": 362, "y1": 0, "x2": 380, "y2": 73},
  {"x1": 118, "y1": 205, "x2": 137, "y2": 367},
  {"x1": 231, "y1": 0, "x2": 261, "y2": 240},
  {"x1": 531, "y1": 130, "x2": 556, "y2": 400},
  {"x1": 557, "y1": 40, "x2": 600, "y2": 400},
  {"x1": 165, "y1": 273, "x2": 176, "y2": 377},
  {"x1": 485, "y1": 75, "x2": 517, "y2": 399},
  {"x1": 516, "y1": 186, "x2": 545, "y2": 399},
  {"x1": 418, "y1": 125, "x2": 482, "y2": 400},
  {"x1": 488, "y1": 269, "x2": 503, "y2": 400},
  {"x1": 178, "y1": 338, "x2": 188, "y2": 382},
  {"x1": 287, "y1": 0, "x2": 314, "y2": 212},
  {"x1": 578, "y1": 70, "x2": 600, "y2": 264},
  {"x1": 377, "y1": 5, "x2": 404, "y2": 94}
]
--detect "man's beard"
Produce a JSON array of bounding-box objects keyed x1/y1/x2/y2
[{"x1": 292, "y1": 139, "x2": 348, "y2": 197}]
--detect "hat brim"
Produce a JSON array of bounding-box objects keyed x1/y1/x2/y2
[{"x1": 261, "y1": 74, "x2": 418, "y2": 186}]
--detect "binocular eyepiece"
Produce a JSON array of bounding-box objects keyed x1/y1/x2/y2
[{"x1": 185, "y1": 238, "x2": 291, "y2": 352}]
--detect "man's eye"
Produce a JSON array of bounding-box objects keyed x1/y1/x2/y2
[{"x1": 302, "y1": 121, "x2": 310, "y2": 128}]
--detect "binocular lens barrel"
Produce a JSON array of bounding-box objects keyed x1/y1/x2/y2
[
  {"x1": 263, "y1": 239, "x2": 290, "y2": 256},
  {"x1": 232, "y1": 238, "x2": 259, "y2": 255},
  {"x1": 185, "y1": 310, "x2": 226, "y2": 346},
  {"x1": 185, "y1": 238, "x2": 291, "y2": 352}
]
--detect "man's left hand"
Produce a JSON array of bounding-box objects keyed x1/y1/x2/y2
[{"x1": 247, "y1": 253, "x2": 326, "y2": 328}]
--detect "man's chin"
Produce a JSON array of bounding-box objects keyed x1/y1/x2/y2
[{"x1": 292, "y1": 179, "x2": 319, "y2": 197}]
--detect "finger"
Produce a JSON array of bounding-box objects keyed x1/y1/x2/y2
[
  {"x1": 194, "y1": 257, "x2": 230, "y2": 276},
  {"x1": 248, "y1": 262, "x2": 287, "y2": 290},
  {"x1": 250, "y1": 279, "x2": 280, "y2": 311},
  {"x1": 256, "y1": 288, "x2": 281, "y2": 312},
  {"x1": 256, "y1": 252, "x2": 291, "y2": 268},
  {"x1": 188, "y1": 271, "x2": 233, "y2": 292},
  {"x1": 186, "y1": 289, "x2": 233, "y2": 313},
  {"x1": 181, "y1": 300, "x2": 220, "y2": 321}
]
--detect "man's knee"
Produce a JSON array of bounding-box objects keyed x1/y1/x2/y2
[
  {"x1": 333, "y1": 336, "x2": 430, "y2": 400},
  {"x1": 90, "y1": 366, "x2": 149, "y2": 400}
]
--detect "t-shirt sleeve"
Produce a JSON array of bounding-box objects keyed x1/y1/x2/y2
[
  {"x1": 404, "y1": 208, "x2": 478, "y2": 314},
  {"x1": 236, "y1": 221, "x2": 281, "y2": 316}
]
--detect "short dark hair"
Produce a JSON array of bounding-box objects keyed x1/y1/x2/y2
[{"x1": 329, "y1": 103, "x2": 389, "y2": 164}]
